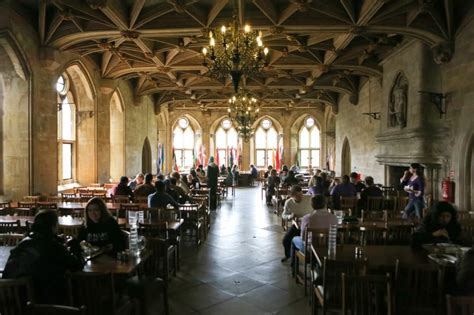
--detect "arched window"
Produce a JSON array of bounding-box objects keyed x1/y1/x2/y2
[
  {"x1": 215, "y1": 118, "x2": 238, "y2": 166},
  {"x1": 255, "y1": 118, "x2": 277, "y2": 168},
  {"x1": 173, "y1": 117, "x2": 194, "y2": 170},
  {"x1": 57, "y1": 74, "x2": 76, "y2": 182},
  {"x1": 298, "y1": 117, "x2": 320, "y2": 168}
]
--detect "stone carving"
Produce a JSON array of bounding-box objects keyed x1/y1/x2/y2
[{"x1": 389, "y1": 73, "x2": 408, "y2": 128}]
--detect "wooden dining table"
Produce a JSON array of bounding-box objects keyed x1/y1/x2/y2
[
  {"x1": 0, "y1": 246, "x2": 150, "y2": 275},
  {"x1": 311, "y1": 244, "x2": 430, "y2": 267}
]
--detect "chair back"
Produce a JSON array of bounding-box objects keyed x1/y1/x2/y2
[
  {"x1": 383, "y1": 196, "x2": 398, "y2": 212},
  {"x1": 79, "y1": 193, "x2": 94, "y2": 202},
  {"x1": 446, "y1": 295, "x2": 474, "y2": 315},
  {"x1": 22, "y1": 196, "x2": 40, "y2": 203},
  {"x1": 0, "y1": 233, "x2": 24, "y2": 246},
  {"x1": 0, "y1": 220, "x2": 21, "y2": 234},
  {"x1": 27, "y1": 302, "x2": 86, "y2": 315},
  {"x1": 0, "y1": 202, "x2": 11, "y2": 210},
  {"x1": 458, "y1": 211, "x2": 474, "y2": 221},
  {"x1": 359, "y1": 225, "x2": 386, "y2": 245},
  {"x1": 135, "y1": 196, "x2": 148, "y2": 204},
  {"x1": 60, "y1": 225, "x2": 82, "y2": 238},
  {"x1": 118, "y1": 203, "x2": 141, "y2": 219},
  {"x1": 61, "y1": 193, "x2": 78, "y2": 202},
  {"x1": 321, "y1": 257, "x2": 368, "y2": 308},
  {"x1": 17, "y1": 202, "x2": 37, "y2": 209},
  {"x1": 342, "y1": 273, "x2": 393, "y2": 315},
  {"x1": 112, "y1": 195, "x2": 130, "y2": 204},
  {"x1": 395, "y1": 260, "x2": 444, "y2": 313},
  {"x1": 141, "y1": 237, "x2": 170, "y2": 280},
  {"x1": 461, "y1": 220, "x2": 474, "y2": 243},
  {"x1": 366, "y1": 196, "x2": 383, "y2": 212},
  {"x1": 340, "y1": 197, "x2": 357, "y2": 212},
  {"x1": 138, "y1": 222, "x2": 169, "y2": 239},
  {"x1": 386, "y1": 224, "x2": 413, "y2": 245},
  {"x1": 37, "y1": 202, "x2": 58, "y2": 210},
  {"x1": 67, "y1": 272, "x2": 116, "y2": 315},
  {"x1": 0, "y1": 278, "x2": 34, "y2": 315}
]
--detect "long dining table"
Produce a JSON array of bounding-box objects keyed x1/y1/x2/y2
[{"x1": 0, "y1": 245, "x2": 150, "y2": 275}]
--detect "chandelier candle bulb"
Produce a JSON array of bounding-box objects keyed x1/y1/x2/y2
[
  {"x1": 221, "y1": 25, "x2": 226, "y2": 34},
  {"x1": 244, "y1": 25, "x2": 250, "y2": 33}
]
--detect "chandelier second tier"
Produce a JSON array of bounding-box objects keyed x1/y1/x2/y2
[
  {"x1": 202, "y1": 13, "x2": 269, "y2": 93},
  {"x1": 228, "y1": 94, "x2": 260, "y2": 142}
]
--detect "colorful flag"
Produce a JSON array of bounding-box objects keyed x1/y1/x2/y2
[
  {"x1": 280, "y1": 143, "x2": 284, "y2": 168},
  {"x1": 229, "y1": 147, "x2": 234, "y2": 166},
  {"x1": 275, "y1": 146, "x2": 280, "y2": 171},
  {"x1": 172, "y1": 147, "x2": 179, "y2": 172},
  {"x1": 157, "y1": 143, "x2": 162, "y2": 175},
  {"x1": 215, "y1": 147, "x2": 220, "y2": 166},
  {"x1": 272, "y1": 148, "x2": 276, "y2": 168}
]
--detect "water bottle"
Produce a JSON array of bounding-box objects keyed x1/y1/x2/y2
[{"x1": 328, "y1": 224, "x2": 337, "y2": 259}]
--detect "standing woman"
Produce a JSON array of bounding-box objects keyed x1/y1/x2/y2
[
  {"x1": 78, "y1": 197, "x2": 126, "y2": 252},
  {"x1": 400, "y1": 163, "x2": 425, "y2": 219}
]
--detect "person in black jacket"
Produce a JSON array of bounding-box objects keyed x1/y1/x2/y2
[
  {"x1": 2, "y1": 210, "x2": 84, "y2": 304},
  {"x1": 78, "y1": 197, "x2": 126, "y2": 252},
  {"x1": 411, "y1": 201, "x2": 462, "y2": 247}
]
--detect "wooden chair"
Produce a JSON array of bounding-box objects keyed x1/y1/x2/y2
[
  {"x1": 340, "y1": 196, "x2": 358, "y2": 214},
  {"x1": 27, "y1": 302, "x2": 86, "y2": 315},
  {"x1": 366, "y1": 196, "x2": 384, "y2": 212},
  {"x1": 313, "y1": 257, "x2": 368, "y2": 315},
  {"x1": 386, "y1": 224, "x2": 414, "y2": 245},
  {"x1": 46, "y1": 196, "x2": 61, "y2": 203},
  {"x1": 119, "y1": 203, "x2": 142, "y2": 220},
  {"x1": 67, "y1": 272, "x2": 134, "y2": 315},
  {"x1": 458, "y1": 211, "x2": 474, "y2": 221},
  {"x1": 79, "y1": 193, "x2": 94, "y2": 203},
  {"x1": 461, "y1": 220, "x2": 474, "y2": 244},
  {"x1": 0, "y1": 201, "x2": 11, "y2": 212},
  {"x1": 0, "y1": 233, "x2": 24, "y2": 246},
  {"x1": 359, "y1": 225, "x2": 386, "y2": 245},
  {"x1": 383, "y1": 196, "x2": 398, "y2": 212},
  {"x1": 342, "y1": 273, "x2": 393, "y2": 315},
  {"x1": 361, "y1": 210, "x2": 385, "y2": 221},
  {"x1": 61, "y1": 193, "x2": 79, "y2": 202},
  {"x1": 60, "y1": 225, "x2": 82, "y2": 238},
  {"x1": 446, "y1": 294, "x2": 474, "y2": 315},
  {"x1": 135, "y1": 196, "x2": 148, "y2": 204},
  {"x1": 0, "y1": 220, "x2": 21, "y2": 233},
  {"x1": 0, "y1": 278, "x2": 34, "y2": 315},
  {"x1": 37, "y1": 202, "x2": 58, "y2": 210},
  {"x1": 395, "y1": 259, "x2": 444, "y2": 314},
  {"x1": 22, "y1": 196, "x2": 40, "y2": 203},
  {"x1": 294, "y1": 228, "x2": 328, "y2": 296},
  {"x1": 112, "y1": 195, "x2": 130, "y2": 204},
  {"x1": 138, "y1": 222, "x2": 177, "y2": 276},
  {"x1": 127, "y1": 237, "x2": 169, "y2": 315},
  {"x1": 179, "y1": 204, "x2": 205, "y2": 246}
]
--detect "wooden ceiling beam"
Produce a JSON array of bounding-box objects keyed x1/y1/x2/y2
[
  {"x1": 129, "y1": 0, "x2": 146, "y2": 29},
  {"x1": 134, "y1": 3, "x2": 175, "y2": 29},
  {"x1": 207, "y1": 0, "x2": 229, "y2": 27},
  {"x1": 252, "y1": 0, "x2": 278, "y2": 25}
]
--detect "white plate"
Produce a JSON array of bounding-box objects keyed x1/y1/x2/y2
[{"x1": 428, "y1": 253, "x2": 458, "y2": 265}]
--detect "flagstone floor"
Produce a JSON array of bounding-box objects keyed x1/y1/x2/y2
[{"x1": 166, "y1": 186, "x2": 311, "y2": 314}]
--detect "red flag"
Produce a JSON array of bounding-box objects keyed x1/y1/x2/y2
[
  {"x1": 215, "y1": 147, "x2": 220, "y2": 166},
  {"x1": 172, "y1": 147, "x2": 179, "y2": 172},
  {"x1": 272, "y1": 148, "x2": 276, "y2": 168},
  {"x1": 275, "y1": 146, "x2": 280, "y2": 171}
]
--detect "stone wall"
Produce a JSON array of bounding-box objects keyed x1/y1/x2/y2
[
  {"x1": 335, "y1": 79, "x2": 384, "y2": 184},
  {"x1": 0, "y1": 8, "x2": 158, "y2": 199}
]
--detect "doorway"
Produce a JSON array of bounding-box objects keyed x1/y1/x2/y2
[
  {"x1": 341, "y1": 137, "x2": 351, "y2": 176},
  {"x1": 142, "y1": 137, "x2": 152, "y2": 174}
]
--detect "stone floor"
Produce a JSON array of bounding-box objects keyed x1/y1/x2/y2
[{"x1": 167, "y1": 186, "x2": 311, "y2": 314}]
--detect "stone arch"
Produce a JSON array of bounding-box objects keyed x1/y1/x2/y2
[
  {"x1": 0, "y1": 30, "x2": 31, "y2": 199},
  {"x1": 458, "y1": 133, "x2": 474, "y2": 211},
  {"x1": 341, "y1": 137, "x2": 351, "y2": 176},
  {"x1": 142, "y1": 137, "x2": 152, "y2": 174},
  {"x1": 61, "y1": 62, "x2": 97, "y2": 185},
  {"x1": 110, "y1": 89, "x2": 125, "y2": 181}
]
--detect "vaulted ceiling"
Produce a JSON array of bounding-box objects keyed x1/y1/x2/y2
[{"x1": 11, "y1": 0, "x2": 473, "y2": 112}]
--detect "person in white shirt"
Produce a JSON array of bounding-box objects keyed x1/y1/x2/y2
[
  {"x1": 281, "y1": 185, "x2": 313, "y2": 262},
  {"x1": 290, "y1": 195, "x2": 337, "y2": 267}
]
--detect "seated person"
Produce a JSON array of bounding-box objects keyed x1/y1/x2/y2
[
  {"x1": 250, "y1": 164, "x2": 258, "y2": 180},
  {"x1": 231, "y1": 165, "x2": 240, "y2": 185},
  {"x1": 220, "y1": 164, "x2": 227, "y2": 176},
  {"x1": 112, "y1": 176, "x2": 134, "y2": 200},
  {"x1": 330, "y1": 175, "x2": 356, "y2": 209},
  {"x1": 308, "y1": 176, "x2": 325, "y2": 196},
  {"x1": 188, "y1": 169, "x2": 200, "y2": 188},
  {"x1": 170, "y1": 177, "x2": 190, "y2": 203},
  {"x1": 171, "y1": 171, "x2": 190, "y2": 194},
  {"x1": 78, "y1": 197, "x2": 126, "y2": 252},
  {"x1": 350, "y1": 172, "x2": 366, "y2": 193},
  {"x1": 281, "y1": 185, "x2": 313, "y2": 262},
  {"x1": 148, "y1": 180, "x2": 179, "y2": 209},
  {"x1": 291, "y1": 195, "x2": 337, "y2": 265},
  {"x1": 128, "y1": 173, "x2": 144, "y2": 190},
  {"x1": 359, "y1": 176, "x2": 383, "y2": 210},
  {"x1": 3, "y1": 210, "x2": 84, "y2": 304},
  {"x1": 224, "y1": 166, "x2": 234, "y2": 186},
  {"x1": 134, "y1": 173, "x2": 156, "y2": 198},
  {"x1": 164, "y1": 178, "x2": 180, "y2": 202},
  {"x1": 411, "y1": 201, "x2": 462, "y2": 247},
  {"x1": 283, "y1": 170, "x2": 299, "y2": 187},
  {"x1": 264, "y1": 165, "x2": 273, "y2": 179},
  {"x1": 266, "y1": 169, "x2": 280, "y2": 206}
]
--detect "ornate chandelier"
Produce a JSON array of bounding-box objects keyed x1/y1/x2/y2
[
  {"x1": 228, "y1": 94, "x2": 260, "y2": 142},
  {"x1": 201, "y1": 14, "x2": 269, "y2": 93}
]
